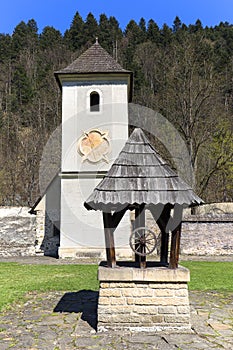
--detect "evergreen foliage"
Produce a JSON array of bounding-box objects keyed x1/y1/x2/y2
[{"x1": 0, "y1": 12, "x2": 232, "y2": 205}]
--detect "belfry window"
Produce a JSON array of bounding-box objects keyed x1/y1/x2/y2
[{"x1": 90, "y1": 91, "x2": 100, "y2": 112}]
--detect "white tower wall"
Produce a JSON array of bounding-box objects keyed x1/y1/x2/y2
[{"x1": 59, "y1": 75, "x2": 131, "y2": 259}]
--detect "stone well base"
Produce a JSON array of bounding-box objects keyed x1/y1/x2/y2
[{"x1": 97, "y1": 262, "x2": 191, "y2": 332}]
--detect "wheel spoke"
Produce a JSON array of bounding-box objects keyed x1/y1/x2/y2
[
  {"x1": 145, "y1": 243, "x2": 153, "y2": 250},
  {"x1": 145, "y1": 246, "x2": 153, "y2": 254},
  {"x1": 144, "y1": 237, "x2": 155, "y2": 243},
  {"x1": 145, "y1": 233, "x2": 152, "y2": 239}
]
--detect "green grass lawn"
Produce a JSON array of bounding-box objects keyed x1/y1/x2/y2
[
  {"x1": 0, "y1": 261, "x2": 232, "y2": 312},
  {"x1": 0, "y1": 263, "x2": 99, "y2": 311},
  {"x1": 181, "y1": 261, "x2": 233, "y2": 292}
]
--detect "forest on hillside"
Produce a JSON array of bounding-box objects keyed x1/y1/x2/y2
[{"x1": 0, "y1": 12, "x2": 232, "y2": 206}]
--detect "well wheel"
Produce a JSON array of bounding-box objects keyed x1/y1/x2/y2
[{"x1": 129, "y1": 227, "x2": 157, "y2": 257}]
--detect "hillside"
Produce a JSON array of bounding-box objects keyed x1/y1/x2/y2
[{"x1": 0, "y1": 13, "x2": 232, "y2": 205}]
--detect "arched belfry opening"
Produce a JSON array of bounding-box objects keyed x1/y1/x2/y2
[{"x1": 90, "y1": 91, "x2": 100, "y2": 112}]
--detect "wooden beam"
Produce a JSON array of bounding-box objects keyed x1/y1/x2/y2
[
  {"x1": 155, "y1": 204, "x2": 171, "y2": 265},
  {"x1": 169, "y1": 223, "x2": 182, "y2": 269},
  {"x1": 134, "y1": 205, "x2": 146, "y2": 268},
  {"x1": 102, "y1": 208, "x2": 127, "y2": 268},
  {"x1": 111, "y1": 208, "x2": 127, "y2": 232},
  {"x1": 160, "y1": 231, "x2": 169, "y2": 264},
  {"x1": 103, "y1": 212, "x2": 116, "y2": 268}
]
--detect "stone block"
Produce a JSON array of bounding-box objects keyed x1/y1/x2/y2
[
  {"x1": 98, "y1": 265, "x2": 190, "y2": 283},
  {"x1": 133, "y1": 306, "x2": 158, "y2": 314},
  {"x1": 164, "y1": 315, "x2": 190, "y2": 324},
  {"x1": 158, "y1": 306, "x2": 177, "y2": 314},
  {"x1": 104, "y1": 314, "x2": 136, "y2": 324},
  {"x1": 177, "y1": 306, "x2": 190, "y2": 314},
  {"x1": 136, "y1": 283, "x2": 152, "y2": 288},
  {"x1": 98, "y1": 297, "x2": 110, "y2": 305},
  {"x1": 154, "y1": 289, "x2": 174, "y2": 297},
  {"x1": 99, "y1": 288, "x2": 122, "y2": 297},
  {"x1": 108, "y1": 282, "x2": 136, "y2": 288},
  {"x1": 121, "y1": 287, "x2": 153, "y2": 297},
  {"x1": 132, "y1": 266, "x2": 190, "y2": 282},
  {"x1": 134, "y1": 297, "x2": 157, "y2": 305},
  {"x1": 98, "y1": 305, "x2": 132, "y2": 314},
  {"x1": 109, "y1": 297, "x2": 127, "y2": 305},
  {"x1": 126, "y1": 297, "x2": 135, "y2": 305},
  {"x1": 98, "y1": 267, "x2": 132, "y2": 281},
  {"x1": 166, "y1": 297, "x2": 189, "y2": 306},
  {"x1": 151, "y1": 315, "x2": 164, "y2": 323},
  {"x1": 159, "y1": 297, "x2": 188, "y2": 306},
  {"x1": 175, "y1": 289, "x2": 189, "y2": 297},
  {"x1": 103, "y1": 314, "x2": 164, "y2": 324}
]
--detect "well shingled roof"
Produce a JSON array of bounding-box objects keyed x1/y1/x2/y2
[{"x1": 84, "y1": 128, "x2": 203, "y2": 211}]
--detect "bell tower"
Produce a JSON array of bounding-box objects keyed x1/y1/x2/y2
[{"x1": 55, "y1": 40, "x2": 132, "y2": 258}]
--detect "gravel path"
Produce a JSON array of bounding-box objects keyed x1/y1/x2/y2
[{"x1": 0, "y1": 289, "x2": 232, "y2": 349}]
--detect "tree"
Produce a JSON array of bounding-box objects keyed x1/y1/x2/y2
[
  {"x1": 147, "y1": 19, "x2": 160, "y2": 44},
  {"x1": 123, "y1": 19, "x2": 146, "y2": 69},
  {"x1": 160, "y1": 24, "x2": 173, "y2": 47},
  {"x1": 134, "y1": 41, "x2": 161, "y2": 104},
  {"x1": 173, "y1": 16, "x2": 182, "y2": 33},
  {"x1": 98, "y1": 14, "x2": 123, "y2": 56},
  {"x1": 139, "y1": 18, "x2": 147, "y2": 42},
  {"x1": 188, "y1": 19, "x2": 203, "y2": 33},
  {"x1": 12, "y1": 19, "x2": 38, "y2": 56},
  {"x1": 40, "y1": 26, "x2": 63, "y2": 50},
  {"x1": 98, "y1": 14, "x2": 112, "y2": 52},
  {"x1": 84, "y1": 13, "x2": 99, "y2": 46},
  {"x1": 108, "y1": 16, "x2": 123, "y2": 60},
  {"x1": 0, "y1": 34, "x2": 12, "y2": 62},
  {"x1": 156, "y1": 33, "x2": 220, "y2": 192},
  {"x1": 198, "y1": 119, "x2": 233, "y2": 200},
  {"x1": 12, "y1": 65, "x2": 33, "y2": 107},
  {"x1": 109, "y1": 16, "x2": 122, "y2": 41},
  {"x1": 64, "y1": 11, "x2": 85, "y2": 50}
]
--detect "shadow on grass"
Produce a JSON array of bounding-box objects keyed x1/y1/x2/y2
[{"x1": 54, "y1": 290, "x2": 99, "y2": 330}]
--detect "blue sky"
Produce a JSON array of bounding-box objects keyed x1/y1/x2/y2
[{"x1": 1, "y1": 0, "x2": 233, "y2": 35}]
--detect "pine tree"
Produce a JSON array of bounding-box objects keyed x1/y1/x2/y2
[
  {"x1": 147, "y1": 19, "x2": 160, "y2": 43},
  {"x1": 139, "y1": 18, "x2": 147, "y2": 42},
  {"x1": 109, "y1": 16, "x2": 122, "y2": 41},
  {"x1": 0, "y1": 34, "x2": 12, "y2": 62},
  {"x1": 40, "y1": 26, "x2": 63, "y2": 50},
  {"x1": 173, "y1": 16, "x2": 182, "y2": 33},
  {"x1": 84, "y1": 13, "x2": 99, "y2": 46},
  {"x1": 161, "y1": 24, "x2": 173, "y2": 47},
  {"x1": 64, "y1": 11, "x2": 85, "y2": 50},
  {"x1": 12, "y1": 19, "x2": 38, "y2": 56},
  {"x1": 98, "y1": 14, "x2": 111, "y2": 52}
]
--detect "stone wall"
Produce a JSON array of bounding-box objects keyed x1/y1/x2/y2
[
  {"x1": 146, "y1": 204, "x2": 233, "y2": 257},
  {"x1": 0, "y1": 207, "x2": 36, "y2": 257},
  {"x1": 98, "y1": 265, "x2": 191, "y2": 332},
  {"x1": 181, "y1": 217, "x2": 233, "y2": 255},
  {"x1": 0, "y1": 204, "x2": 233, "y2": 258}
]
